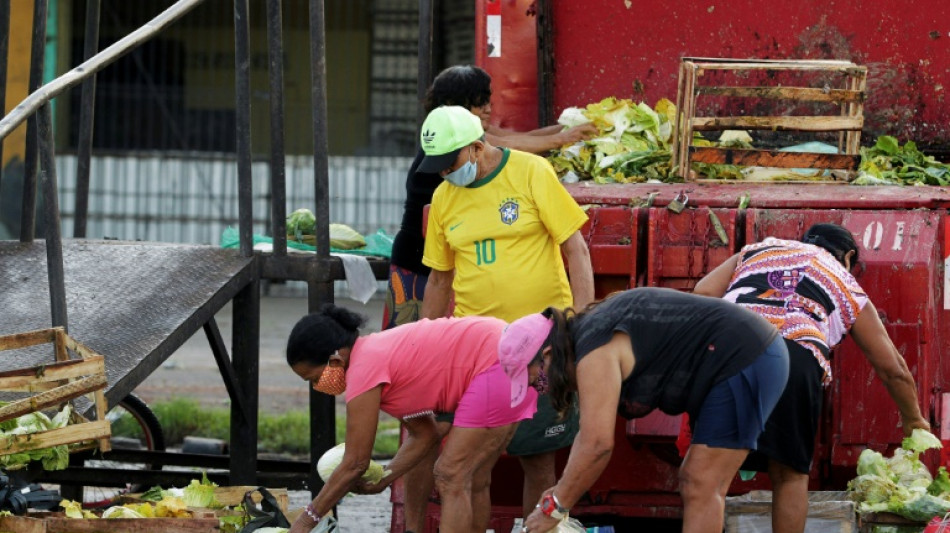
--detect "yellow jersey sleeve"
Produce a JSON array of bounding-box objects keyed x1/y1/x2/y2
[{"x1": 529, "y1": 157, "x2": 588, "y2": 244}]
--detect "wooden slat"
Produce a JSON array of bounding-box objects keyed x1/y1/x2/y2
[
  {"x1": 0, "y1": 356, "x2": 104, "y2": 387},
  {"x1": 0, "y1": 419, "x2": 111, "y2": 454},
  {"x1": 0, "y1": 516, "x2": 45, "y2": 533},
  {"x1": 53, "y1": 329, "x2": 69, "y2": 362},
  {"x1": 0, "y1": 328, "x2": 59, "y2": 351},
  {"x1": 0, "y1": 374, "x2": 107, "y2": 423},
  {"x1": 692, "y1": 60, "x2": 864, "y2": 74},
  {"x1": 690, "y1": 147, "x2": 860, "y2": 170},
  {"x1": 684, "y1": 56, "x2": 855, "y2": 67},
  {"x1": 696, "y1": 86, "x2": 864, "y2": 103},
  {"x1": 44, "y1": 516, "x2": 220, "y2": 533},
  {"x1": 691, "y1": 115, "x2": 863, "y2": 132},
  {"x1": 62, "y1": 335, "x2": 100, "y2": 360}
]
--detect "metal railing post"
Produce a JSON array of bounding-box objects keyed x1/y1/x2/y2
[
  {"x1": 37, "y1": 102, "x2": 66, "y2": 329},
  {"x1": 234, "y1": 0, "x2": 253, "y2": 258},
  {"x1": 0, "y1": 0, "x2": 10, "y2": 187},
  {"x1": 266, "y1": 0, "x2": 287, "y2": 257},
  {"x1": 308, "y1": 0, "x2": 335, "y2": 497},
  {"x1": 20, "y1": 0, "x2": 49, "y2": 242},
  {"x1": 73, "y1": 0, "x2": 101, "y2": 238},
  {"x1": 229, "y1": 0, "x2": 258, "y2": 486}
]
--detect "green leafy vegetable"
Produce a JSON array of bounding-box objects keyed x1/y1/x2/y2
[
  {"x1": 903, "y1": 428, "x2": 943, "y2": 454},
  {"x1": 928, "y1": 467, "x2": 950, "y2": 498},
  {"x1": 856, "y1": 136, "x2": 950, "y2": 186},
  {"x1": 287, "y1": 208, "x2": 316, "y2": 242},
  {"x1": 182, "y1": 471, "x2": 222, "y2": 509},
  {"x1": 140, "y1": 485, "x2": 165, "y2": 502},
  {"x1": 0, "y1": 405, "x2": 73, "y2": 471},
  {"x1": 849, "y1": 429, "x2": 950, "y2": 522}
]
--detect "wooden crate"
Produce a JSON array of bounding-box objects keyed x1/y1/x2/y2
[
  {"x1": 858, "y1": 512, "x2": 928, "y2": 533},
  {"x1": 0, "y1": 327, "x2": 111, "y2": 456},
  {"x1": 671, "y1": 57, "x2": 867, "y2": 182}
]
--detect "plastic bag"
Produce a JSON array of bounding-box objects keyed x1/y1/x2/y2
[
  {"x1": 554, "y1": 517, "x2": 587, "y2": 532},
  {"x1": 238, "y1": 487, "x2": 290, "y2": 533},
  {"x1": 311, "y1": 515, "x2": 338, "y2": 532}
]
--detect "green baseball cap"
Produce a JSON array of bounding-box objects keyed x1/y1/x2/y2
[{"x1": 418, "y1": 106, "x2": 484, "y2": 173}]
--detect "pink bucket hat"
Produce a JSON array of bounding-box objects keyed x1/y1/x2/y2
[{"x1": 498, "y1": 313, "x2": 554, "y2": 407}]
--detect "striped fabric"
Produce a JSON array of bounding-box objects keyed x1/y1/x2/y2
[{"x1": 724, "y1": 237, "x2": 869, "y2": 385}]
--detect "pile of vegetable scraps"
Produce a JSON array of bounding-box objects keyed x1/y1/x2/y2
[{"x1": 848, "y1": 429, "x2": 950, "y2": 521}]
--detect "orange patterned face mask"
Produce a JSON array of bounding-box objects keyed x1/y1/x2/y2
[{"x1": 314, "y1": 364, "x2": 346, "y2": 396}]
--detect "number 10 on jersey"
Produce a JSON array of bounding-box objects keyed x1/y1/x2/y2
[{"x1": 474, "y1": 239, "x2": 496, "y2": 265}]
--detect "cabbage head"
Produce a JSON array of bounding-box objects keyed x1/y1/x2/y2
[
  {"x1": 317, "y1": 442, "x2": 386, "y2": 484},
  {"x1": 329, "y1": 224, "x2": 366, "y2": 250},
  {"x1": 856, "y1": 449, "x2": 888, "y2": 478},
  {"x1": 287, "y1": 208, "x2": 316, "y2": 241},
  {"x1": 848, "y1": 474, "x2": 905, "y2": 504}
]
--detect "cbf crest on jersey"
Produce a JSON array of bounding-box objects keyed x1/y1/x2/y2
[{"x1": 499, "y1": 198, "x2": 519, "y2": 225}]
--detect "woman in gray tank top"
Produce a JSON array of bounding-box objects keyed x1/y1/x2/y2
[{"x1": 498, "y1": 287, "x2": 789, "y2": 533}]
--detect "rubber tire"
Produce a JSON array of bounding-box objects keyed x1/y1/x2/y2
[
  {"x1": 114, "y1": 393, "x2": 166, "y2": 454},
  {"x1": 81, "y1": 393, "x2": 165, "y2": 507}
]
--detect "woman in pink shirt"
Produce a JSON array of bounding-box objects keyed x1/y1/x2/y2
[{"x1": 285, "y1": 304, "x2": 538, "y2": 533}]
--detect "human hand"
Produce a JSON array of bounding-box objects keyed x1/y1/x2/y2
[
  {"x1": 902, "y1": 414, "x2": 931, "y2": 437},
  {"x1": 523, "y1": 505, "x2": 560, "y2": 533},
  {"x1": 560, "y1": 123, "x2": 599, "y2": 144},
  {"x1": 288, "y1": 512, "x2": 318, "y2": 533},
  {"x1": 352, "y1": 475, "x2": 390, "y2": 495}
]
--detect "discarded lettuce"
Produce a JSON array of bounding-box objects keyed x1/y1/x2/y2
[
  {"x1": 0, "y1": 405, "x2": 73, "y2": 471},
  {"x1": 102, "y1": 505, "x2": 145, "y2": 519},
  {"x1": 849, "y1": 429, "x2": 950, "y2": 522},
  {"x1": 856, "y1": 136, "x2": 950, "y2": 186},
  {"x1": 182, "y1": 472, "x2": 222, "y2": 509}
]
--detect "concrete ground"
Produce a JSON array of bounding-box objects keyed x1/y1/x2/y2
[{"x1": 135, "y1": 290, "x2": 394, "y2": 532}]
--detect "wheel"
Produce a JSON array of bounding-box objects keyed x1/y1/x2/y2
[{"x1": 81, "y1": 393, "x2": 165, "y2": 507}]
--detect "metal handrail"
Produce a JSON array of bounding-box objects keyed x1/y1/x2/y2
[{"x1": 0, "y1": 0, "x2": 205, "y2": 140}]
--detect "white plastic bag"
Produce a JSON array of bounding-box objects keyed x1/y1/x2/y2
[
  {"x1": 554, "y1": 517, "x2": 586, "y2": 532},
  {"x1": 510, "y1": 516, "x2": 586, "y2": 533}
]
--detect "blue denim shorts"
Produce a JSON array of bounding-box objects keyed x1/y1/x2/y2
[{"x1": 691, "y1": 336, "x2": 789, "y2": 450}]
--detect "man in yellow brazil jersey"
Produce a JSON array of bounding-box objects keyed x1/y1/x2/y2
[{"x1": 411, "y1": 105, "x2": 594, "y2": 530}]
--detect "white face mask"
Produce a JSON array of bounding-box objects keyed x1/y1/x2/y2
[{"x1": 444, "y1": 150, "x2": 478, "y2": 187}]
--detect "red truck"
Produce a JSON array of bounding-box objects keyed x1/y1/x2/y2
[{"x1": 395, "y1": 1, "x2": 950, "y2": 530}]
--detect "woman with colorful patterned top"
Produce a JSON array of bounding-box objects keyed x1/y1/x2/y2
[
  {"x1": 285, "y1": 305, "x2": 537, "y2": 533},
  {"x1": 694, "y1": 223, "x2": 930, "y2": 533}
]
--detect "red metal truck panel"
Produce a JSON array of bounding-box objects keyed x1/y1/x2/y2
[
  {"x1": 566, "y1": 182, "x2": 950, "y2": 210},
  {"x1": 547, "y1": 2, "x2": 950, "y2": 148},
  {"x1": 646, "y1": 207, "x2": 738, "y2": 289},
  {"x1": 475, "y1": 0, "x2": 540, "y2": 132}
]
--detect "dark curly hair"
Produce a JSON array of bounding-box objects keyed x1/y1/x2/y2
[
  {"x1": 286, "y1": 304, "x2": 366, "y2": 367},
  {"x1": 423, "y1": 65, "x2": 492, "y2": 113},
  {"x1": 540, "y1": 306, "x2": 579, "y2": 419},
  {"x1": 802, "y1": 223, "x2": 859, "y2": 268}
]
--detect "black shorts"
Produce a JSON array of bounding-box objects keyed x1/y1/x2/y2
[{"x1": 742, "y1": 340, "x2": 824, "y2": 474}]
